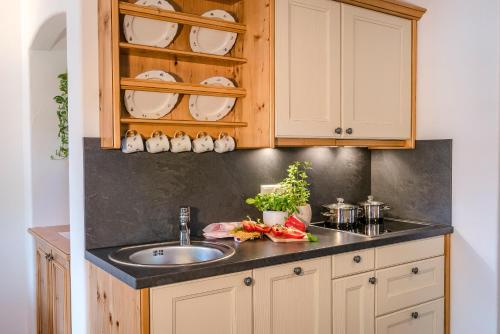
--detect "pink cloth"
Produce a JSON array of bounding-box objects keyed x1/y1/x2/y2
[{"x1": 203, "y1": 222, "x2": 241, "y2": 239}]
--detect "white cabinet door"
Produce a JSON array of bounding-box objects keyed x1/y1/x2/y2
[
  {"x1": 275, "y1": 0, "x2": 341, "y2": 138},
  {"x1": 253, "y1": 257, "x2": 331, "y2": 334},
  {"x1": 341, "y1": 4, "x2": 412, "y2": 139},
  {"x1": 333, "y1": 271, "x2": 375, "y2": 334},
  {"x1": 150, "y1": 271, "x2": 253, "y2": 334},
  {"x1": 376, "y1": 299, "x2": 444, "y2": 334},
  {"x1": 376, "y1": 257, "x2": 444, "y2": 316}
]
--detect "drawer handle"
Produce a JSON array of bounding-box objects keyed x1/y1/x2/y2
[
  {"x1": 368, "y1": 277, "x2": 376, "y2": 285},
  {"x1": 243, "y1": 277, "x2": 253, "y2": 286},
  {"x1": 353, "y1": 255, "x2": 362, "y2": 263},
  {"x1": 293, "y1": 267, "x2": 303, "y2": 276},
  {"x1": 411, "y1": 312, "x2": 419, "y2": 319},
  {"x1": 411, "y1": 267, "x2": 419, "y2": 274}
]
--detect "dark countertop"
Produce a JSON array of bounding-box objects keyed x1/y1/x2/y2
[{"x1": 86, "y1": 222, "x2": 453, "y2": 289}]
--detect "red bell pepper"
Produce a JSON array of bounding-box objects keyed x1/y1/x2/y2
[{"x1": 284, "y1": 215, "x2": 306, "y2": 232}]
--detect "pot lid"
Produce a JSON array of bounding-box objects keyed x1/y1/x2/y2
[
  {"x1": 358, "y1": 195, "x2": 385, "y2": 206},
  {"x1": 323, "y1": 198, "x2": 358, "y2": 210}
]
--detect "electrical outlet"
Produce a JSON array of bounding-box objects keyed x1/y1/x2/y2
[{"x1": 260, "y1": 184, "x2": 282, "y2": 194}]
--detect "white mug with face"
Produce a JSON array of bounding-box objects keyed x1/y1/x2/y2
[
  {"x1": 170, "y1": 131, "x2": 192, "y2": 153},
  {"x1": 192, "y1": 132, "x2": 214, "y2": 153},
  {"x1": 121, "y1": 130, "x2": 144, "y2": 154},
  {"x1": 214, "y1": 132, "x2": 236, "y2": 153},
  {"x1": 146, "y1": 130, "x2": 170, "y2": 153}
]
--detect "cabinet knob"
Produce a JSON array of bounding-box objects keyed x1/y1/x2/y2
[
  {"x1": 346, "y1": 128, "x2": 353, "y2": 135},
  {"x1": 243, "y1": 277, "x2": 253, "y2": 286},
  {"x1": 334, "y1": 127, "x2": 342, "y2": 135},
  {"x1": 368, "y1": 277, "x2": 376, "y2": 285},
  {"x1": 353, "y1": 255, "x2": 362, "y2": 263},
  {"x1": 411, "y1": 267, "x2": 419, "y2": 274},
  {"x1": 411, "y1": 312, "x2": 419, "y2": 319},
  {"x1": 293, "y1": 267, "x2": 303, "y2": 276}
]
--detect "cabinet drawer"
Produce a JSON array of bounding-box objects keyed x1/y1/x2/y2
[
  {"x1": 375, "y1": 236, "x2": 444, "y2": 268},
  {"x1": 332, "y1": 248, "x2": 374, "y2": 278},
  {"x1": 376, "y1": 256, "x2": 444, "y2": 316},
  {"x1": 376, "y1": 298, "x2": 444, "y2": 334}
]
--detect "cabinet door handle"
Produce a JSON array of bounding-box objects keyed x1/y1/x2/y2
[
  {"x1": 353, "y1": 255, "x2": 362, "y2": 263},
  {"x1": 243, "y1": 277, "x2": 253, "y2": 286},
  {"x1": 411, "y1": 267, "x2": 419, "y2": 274},
  {"x1": 346, "y1": 128, "x2": 353, "y2": 135},
  {"x1": 45, "y1": 253, "x2": 54, "y2": 261},
  {"x1": 368, "y1": 277, "x2": 376, "y2": 285},
  {"x1": 334, "y1": 127, "x2": 342, "y2": 135},
  {"x1": 293, "y1": 267, "x2": 303, "y2": 276},
  {"x1": 411, "y1": 312, "x2": 419, "y2": 319}
]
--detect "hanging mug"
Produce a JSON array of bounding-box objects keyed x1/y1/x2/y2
[
  {"x1": 121, "y1": 130, "x2": 144, "y2": 154},
  {"x1": 192, "y1": 132, "x2": 214, "y2": 153},
  {"x1": 146, "y1": 130, "x2": 170, "y2": 153},
  {"x1": 170, "y1": 131, "x2": 192, "y2": 153},
  {"x1": 214, "y1": 132, "x2": 235, "y2": 153}
]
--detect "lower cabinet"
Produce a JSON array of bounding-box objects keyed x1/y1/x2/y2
[
  {"x1": 253, "y1": 257, "x2": 332, "y2": 334},
  {"x1": 376, "y1": 299, "x2": 444, "y2": 334},
  {"x1": 34, "y1": 238, "x2": 71, "y2": 334},
  {"x1": 150, "y1": 271, "x2": 253, "y2": 334},
  {"x1": 332, "y1": 272, "x2": 375, "y2": 334}
]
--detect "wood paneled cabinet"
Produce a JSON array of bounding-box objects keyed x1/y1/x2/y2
[
  {"x1": 88, "y1": 235, "x2": 449, "y2": 334},
  {"x1": 30, "y1": 229, "x2": 71, "y2": 334},
  {"x1": 253, "y1": 258, "x2": 332, "y2": 334},
  {"x1": 275, "y1": 0, "x2": 423, "y2": 148},
  {"x1": 150, "y1": 271, "x2": 253, "y2": 334}
]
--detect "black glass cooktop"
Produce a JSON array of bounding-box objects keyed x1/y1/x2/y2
[{"x1": 311, "y1": 218, "x2": 429, "y2": 238}]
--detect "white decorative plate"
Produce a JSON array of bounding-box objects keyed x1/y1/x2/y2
[
  {"x1": 189, "y1": 10, "x2": 237, "y2": 55},
  {"x1": 124, "y1": 70, "x2": 179, "y2": 119},
  {"x1": 123, "y1": 0, "x2": 178, "y2": 48},
  {"x1": 189, "y1": 77, "x2": 236, "y2": 121}
]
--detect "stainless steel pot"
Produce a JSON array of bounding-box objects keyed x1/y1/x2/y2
[
  {"x1": 322, "y1": 198, "x2": 360, "y2": 224},
  {"x1": 358, "y1": 195, "x2": 391, "y2": 224}
]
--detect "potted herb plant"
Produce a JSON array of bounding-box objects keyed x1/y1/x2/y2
[
  {"x1": 246, "y1": 161, "x2": 312, "y2": 226},
  {"x1": 281, "y1": 161, "x2": 312, "y2": 224}
]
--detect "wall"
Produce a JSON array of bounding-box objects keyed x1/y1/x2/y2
[
  {"x1": 411, "y1": 0, "x2": 500, "y2": 333},
  {"x1": 0, "y1": 2, "x2": 29, "y2": 332},
  {"x1": 66, "y1": 0, "x2": 99, "y2": 332}
]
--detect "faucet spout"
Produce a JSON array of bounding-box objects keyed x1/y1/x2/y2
[{"x1": 179, "y1": 206, "x2": 191, "y2": 246}]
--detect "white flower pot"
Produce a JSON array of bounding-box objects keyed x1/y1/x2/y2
[
  {"x1": 295, "y1": 204, "x2": 312, "y2": 225},
  {"x1": 263, "y1": 211, "x2": 288, "y2": 227}
]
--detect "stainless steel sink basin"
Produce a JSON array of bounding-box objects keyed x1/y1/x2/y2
[{"x1": 108, "y1": 241, "x2": 235, "y2": 268}]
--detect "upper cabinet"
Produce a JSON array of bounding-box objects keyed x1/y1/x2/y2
[
  {"x1": 275, "y1": 0, "x2": 425, "y2": 149},
  {"x1": 275, "y1": 0, "x2": 341, "y2": 138},
  {"x1": 341, "y1": 5, "x2": 411, "y2": 140},
  {"x1": 98, "y1": 0, "x2": 425, "y2": 149}
]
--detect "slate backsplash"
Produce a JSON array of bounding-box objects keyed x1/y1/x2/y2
[
  {"x1": 84, "y1": 138, "x2": 371, "y2": 249},
  {"x1": 84, "y1": 138, "x2": 452, "y2": 249},
  {"x1": 371, "y1": 140, "x2": 452, "y2": 225}
]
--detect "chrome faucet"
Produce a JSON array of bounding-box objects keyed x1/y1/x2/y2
[{"x1": 179, "y1": 206, "x2": 191, "y2": 246}]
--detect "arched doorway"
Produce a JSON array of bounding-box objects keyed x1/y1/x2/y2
[{"x1": 29, "y1": 13, "x2": 68, "y2": 227}]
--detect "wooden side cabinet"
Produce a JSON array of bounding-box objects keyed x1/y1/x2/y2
[{"x1": 29, "y1": 226, "x2": 71, "y2": 334}]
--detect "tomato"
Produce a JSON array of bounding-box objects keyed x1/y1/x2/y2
[
  {"x1": 284, "y1": 216, "x2": 306, "y2": 232},
  {"x1": 253, "y1": 223, "x2": 271, "y2": 233},
  {"x1": 282, "y1": 227, "x2": 306, "y2": 239},
  {"x1": 242, "y1": 221, "x2": 255, "y2": 232},
  {"x1": 271, "y1": 224, "x2": 286, "y2": 237}
]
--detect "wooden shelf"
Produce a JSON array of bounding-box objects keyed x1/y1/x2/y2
[
  {"x1": 121, "y1": 118, "x2": 248, "y2": 127},
  {"x1": 120, "y1": 43, "x2": 247, "y2": 65},
  {"x1": 121, "y1": 78, "x2": 247, "y2": 98},
  {"x1": 119, "y1": 2, "x2": 247, "y2": 34}
]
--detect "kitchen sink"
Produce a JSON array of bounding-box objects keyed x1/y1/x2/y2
[{"x1": 108, "y1": 241, "x2": 235, "y2": 268}]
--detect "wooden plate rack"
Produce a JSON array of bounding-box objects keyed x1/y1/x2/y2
[{"x1": 98, "y1": 0, "x2": 273, "y2": 149}]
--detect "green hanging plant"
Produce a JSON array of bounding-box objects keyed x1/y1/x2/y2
[{"x1": 51, "y1": 73, "x2": 68, "y2": 160}]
